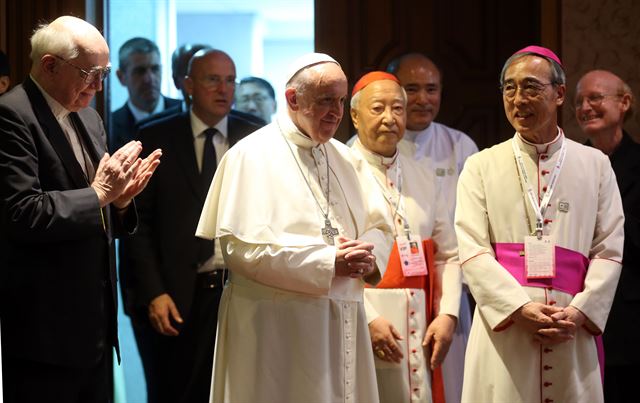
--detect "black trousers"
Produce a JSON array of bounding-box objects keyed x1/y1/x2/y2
[
  {"x1": 133, "y1": 283, "x2": 223, "y2": 403},
  {"x1": 2, "y1": 352, "x2": 112, "y2": 403}
]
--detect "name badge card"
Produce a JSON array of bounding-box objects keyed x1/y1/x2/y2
[
  {"x1": 397, "y1": 235, "x2": 428, "y2": 277},
  {"x1": 524, "y1": 235, "x2": 556, "y2": 279}
]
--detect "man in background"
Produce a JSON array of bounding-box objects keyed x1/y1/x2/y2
[
  {"x1": 575, "y1": 69, "x2": 639, "y2": 403},
  {"x1": 128, "y1": 49, "x2": 262, "y2": 403},
  {"x1": 235, "y1": 76, "x2": 276, "y2": 123},
  {"x1": 388, "y1": 52, "x2": 476, "y2": 403},
  {"x1": 110, "y1": 37, "x2": 180, "y2": 151}
]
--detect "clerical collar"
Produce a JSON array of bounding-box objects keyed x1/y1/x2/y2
[
  {"x1": 128, "y1": 98, "x2": 164, "y2": 122},
  {"x1": 276, "y1": 114, "x2": 320, "y2": 149},
  {"x1": 30, "y1": 75, "x2": 70, "y2": 122},
  {"x1": 515, "y1": 128, "x2": 564, "y2": 156},
  {"x1": 352, "y1": 137, "x2": 399, "y2": 172},
  {"x1": 190, "y1": 109, "x2": 228, "y2": 140}
]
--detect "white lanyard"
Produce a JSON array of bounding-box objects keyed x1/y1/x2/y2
[
  {"x1": 511, "y1": 133, "x2": 567, "y2": 239},
  {"x1": 373, "y1": 158, "x2": 411, "y2": 238}
]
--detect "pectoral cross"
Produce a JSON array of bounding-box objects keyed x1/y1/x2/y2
[{"x1": 321, "y1": 218, "x2": 339, "y2": 245}]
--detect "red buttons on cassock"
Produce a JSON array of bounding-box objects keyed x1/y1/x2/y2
[
  {"x1": 544, "y1": 348, "x2": 553, "y2": 353},
  {"x1": 412, "y1": 368, "x2": 417, "y2": 373},
  {"x1": 410, "y1": 311, "x2": 415, "y2": 316},
  {"x1": 540, "y1": 155, "x2": 548, "y2": 160},
  {"x1": 541, "y1": 170, "x2": 549, "y2": 175},
  {"x1": 412, "y1": 349, "x2": 417, "y2": 353},
  {"x1": 544, "y1": 382, "x2": 553, "y2": 387},
  {"x1": 544, "y1": 365, "x2": 553, "y2": 370},
  {"x1": 549, "y1": 300, "x2": 557, "y2": 305},
  {"x1": 544, "y1": 219, "x2": 553, "y2": 224},
  {"x1": 413, "y1": 388, "x2": 419, "y2": 392},
  {"x1": 410, "y1": 330, "x2": 416, "y2": 335},
  {"x1": 545, "y1": 399, "x2": 554, "y2": 403},
  {"x1": 542, "y1": 186, "x2": 548, "y2": 192},
  {"x1": 410, "y1": 291, "x2": 415, "y2": 296}
]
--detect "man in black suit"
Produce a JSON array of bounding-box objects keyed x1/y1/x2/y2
[
  {"x1": 0, "y1": 16, "x2": 161, "y2": 403},
  {"x1": 575, "y1": 70, "x2": 640, "y2": 403},
  {"x1": 110, "y1": 37, "x2": 180, "y2": 152},
  {"x1": 128, "y1": 49, "x2": 263, "y2": 403}
]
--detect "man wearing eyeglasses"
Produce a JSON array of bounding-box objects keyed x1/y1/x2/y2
[
  {"x1": 110, "y1": 37, "x2": 181, "y2": 153},
  {"x1": 0, "y1": 16, "x2": 161, "y2": 403},
  {"x1": 126, "y1": 49, "x2": 262, "y2": 403},
  {"x1": 235, "y1": 76, "x2": 277, "y2": 123},
  {"x1": 575, "y1": 70, "x2": 639, "y2": 403},
  {"x1": 455, "y1": 46, "x2": 624, "y2": 403}
]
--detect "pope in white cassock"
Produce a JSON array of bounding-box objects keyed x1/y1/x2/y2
[
  {"x1": 456, "y1": 46, "x2": 624, "y2": 403},
  {"x1": 196, "y1": 53, "x2": 394, "y2": 403},
  {"x1": 349, "y1": 71, "x2": 462, "y2": 403}
]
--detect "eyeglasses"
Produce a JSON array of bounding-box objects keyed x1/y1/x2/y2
[
  {"x1": 500, "y1": 80, "x2": 554, "y2": 99},
  {"x1": 54, "y1": 55, "x2": 111, "y2": 84},
  {"x1": 236, "y1": 94, "x2": 270, "y2": 105},
  {"x1": 196, "y1": 75, "x2": 237, "y2": 89},
  {"x1": 574, "y1": 93, "x2": 621, "y2": 109}
]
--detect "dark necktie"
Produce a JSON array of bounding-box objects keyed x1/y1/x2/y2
[{"x1": 201, "y1": 128, "x2": 217, "y2": 191}]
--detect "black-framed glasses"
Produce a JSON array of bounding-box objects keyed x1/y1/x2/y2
[
  {"x1": 500, "y1": 80, "x2": 554, "y2": 99},
  {"x1": 574, "y1": 93, "x2": 621, "y2": 109},
  {"x1": 54, "y1": 55, "x2": 111, "y2": 84}
]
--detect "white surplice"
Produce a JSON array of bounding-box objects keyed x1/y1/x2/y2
[
  {"x1": 196, "y1": 114, "x2": 394, "y2": 403},
  {"x1": 352, "y1": 139, "x2": 461, "y2": 403},
  {"x1": 401, "y1": 121, "x2": 477, "y2": 403},
  {"x1": 455, "y1": 131, "x2": 624, "y2": 403}
]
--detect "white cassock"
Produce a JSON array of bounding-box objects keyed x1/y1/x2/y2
[
  {"x1": 352, "y1": 139, "x2": 462, "y2": 403},
  {"x1": 456, "y1": 131, "x2": 624, "y2": 403},
  {"x1": 402, "y1": 121, "x2": 477, "y2": 403},
  {"x1": 196, "y1": 114, "x2": 394, "y2": 403}
]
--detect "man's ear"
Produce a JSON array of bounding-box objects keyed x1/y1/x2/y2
[
  {"x1": 350, "y1": 108, "x2": 360, "y2": 131},
  {"x1": 555, "y1": 84, "x2": 566, "y2": 107},
  {"x1": 285, "y1": 88, "x2": 299, "y2": 111},
  {"x1": 40, "y1": 55, "x2": 57, "y2": 76},
  {"x1": 620, "y1": 92, "x2": 632, "y2": 114},
  {"x1": 116, "y1": 69, "x2": 126, "y2": 86}
]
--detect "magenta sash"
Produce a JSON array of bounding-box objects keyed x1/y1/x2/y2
[
  {"x1": 492, "y1": 243, "x2": 588, "y2": 296},
  {"x1": 493, "y1": 242, "x2": 605, "y2": 383}
]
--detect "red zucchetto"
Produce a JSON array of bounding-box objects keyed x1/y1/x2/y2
[{"x1": 352, "y1": 71, "x2": 400, "y2": 97}]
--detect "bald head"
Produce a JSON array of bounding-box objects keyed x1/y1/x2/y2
[
  {"x1": 172, "y1": 43, "x2": 211, "y2": 92},
  {"x1": 388, "y1": 53, "x2": 442, "y2": 131},
  {"x1": 184, "y1": 49, "x2": 236, "y2": 127},
  {"x1": 29, "y1": 16, "x2": 109, "y2": 112},
  {"x1": 575, "y1": 70, "x2": 633, "y2": 148}
]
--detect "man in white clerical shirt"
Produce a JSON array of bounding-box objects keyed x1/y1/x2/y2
[
  {"x1": 196, "y1": 53, "x2": 394, "y2": 403},
  {"x1": 456, "y1": 45, "x2": 624, "y2": 403},
  {"x1": 350, "y1": 71, "x2": 461, "y2": 403}
]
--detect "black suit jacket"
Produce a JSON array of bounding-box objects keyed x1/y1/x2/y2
[
  {"x1": 125, "y1": 111, "x2": 262, "y2": 323},
  {"x1": 0, "y1": 77, "x2": 136, "y2": 368},
  {"x1": 109, "y1": 96, "x2": 181, "y2": 152},
  {"x1": 603, "y1": 132, "x2": 640, "y2": 365}
]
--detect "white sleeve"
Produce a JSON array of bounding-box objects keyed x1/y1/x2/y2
[{"x1": 221, "y1": 235, "x2": 336, "y2": 296}]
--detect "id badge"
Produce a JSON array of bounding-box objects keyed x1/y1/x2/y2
[
  {"x1": 397, "y1": 235, "x2": 428, "y2": 277},
  {"x1": 524, "y1": 235, "x2": 556, "y2": 279}
]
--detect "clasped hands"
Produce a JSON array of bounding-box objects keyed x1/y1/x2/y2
[
  {"x1": 511, "y1": 301, "x2": 588, "y2": 345},
  {"x1": 334, "y1": 236, "x2": 376, "y2": 279},
  {"x1": 369, "y1": 314, "x2": 456, "y2": 370},
  {"x1": 91, "y1": 140, "x2": 162, "y2": 209}
]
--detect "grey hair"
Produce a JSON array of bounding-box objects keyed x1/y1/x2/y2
[
  {"x1": 30, "y1": 21, "x2": 79, "y2": 62},
  {"x1": 118, "y1": 37, "x2": 159, "y2": 71},
  {"x1": 620, "y1": 80, "x2": 635, "y2": 121},
  {"x1": 350, "y1": 84, "x2": 407, "y2": 110},
  {"x1": 499, "y1": 52, "x2": 566, "y2": 86}
]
